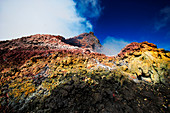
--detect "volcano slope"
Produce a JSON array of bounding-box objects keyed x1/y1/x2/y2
[{"x1": 0, "y1": 32, "x2": 169, "y2": 113}]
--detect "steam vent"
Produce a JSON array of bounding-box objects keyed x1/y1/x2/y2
[{"x1": 0, "y1": 32, "x2": 169, "y2": 113}]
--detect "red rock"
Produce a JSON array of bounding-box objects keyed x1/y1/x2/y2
[
  {"x1": 65, "y1": 32, "x2": 102, "y2": 52},
  {"x1": 117, "y1": 41, "x2": 159, "y2": 58},
  {"x1": 0, "y1": 33, "x2": 103, "y2": 70}
]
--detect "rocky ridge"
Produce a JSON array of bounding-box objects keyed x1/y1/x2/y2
[
  {"x1": 0, "y1": 33, "x2": 100, "y2": 71},
  {"x1": 65, "y1": 32, "x2": 102, "y2": 52},
  {"x1": 0, "y1": 32, "x2": 169, "y2": 113}
]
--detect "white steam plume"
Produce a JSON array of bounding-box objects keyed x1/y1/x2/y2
[{"x1": 101, "y1": 36, "x2": 129, "y2": 56}]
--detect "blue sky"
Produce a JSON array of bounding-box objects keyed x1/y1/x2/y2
[
  {"x1": 75, "y1": 0, "x2": 170, "y2": 51},
  {"x1": 0, "y1": 0, "x2": 170, "y2": 54},
  {"x1": 95, "y1": 0, "x2": 170, "y2": 51}
]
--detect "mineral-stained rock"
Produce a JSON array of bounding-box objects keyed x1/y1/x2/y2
[
  {"x1": 0, "y1": 33, "x2": 169, "y2": 113},
  {"x1": 117, "y1": 41, "x2": 170, "y2": 84}
]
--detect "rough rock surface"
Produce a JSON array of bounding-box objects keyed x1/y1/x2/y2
[
  {"x1": 0, "y1": 33, "x2": 169, "y2": 113},
  {"x1": 0, "y1": 32, "x2": 100, "y2": 71},
  {"x1": 117, "y1": 41, "x2": 170, "y2": 84},
  {"x1": 65, "y1": 32, "x2": 102, "y2": 52}
]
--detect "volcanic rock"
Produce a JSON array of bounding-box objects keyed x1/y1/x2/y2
[
  {"x1": 0, "y1": 33, "x2": 169, "y2": 113},
  {"x1": 65, "y1": 32, "x2": 102, "y2": 52},
  {"x1": 0, "y1": 33, "x2": 102, "y2": 71},
  {"x1": 117, "y1": 41, "x2": 170, "y2": 84}
]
